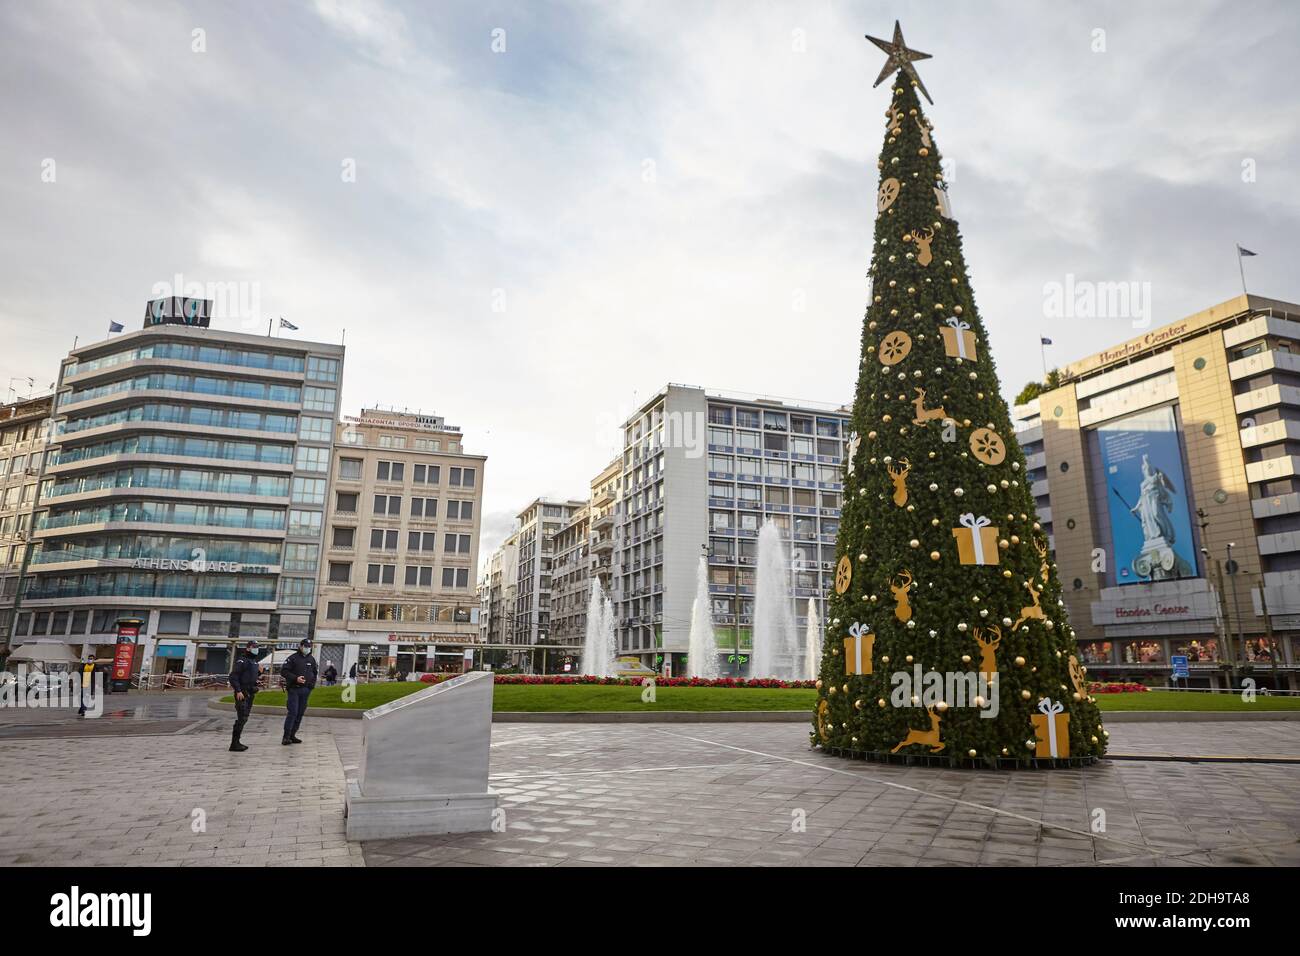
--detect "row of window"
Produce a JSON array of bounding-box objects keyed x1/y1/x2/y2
[
  {"x1": 0, "y1": 451, "x2": 44, "y2": 478},
  {"x1": 706, "y1": 456, "x2": 842, "y2": 482},
  {"x1": 357, "y1": 460, "x2": 477, "y2": 487},
  {"x1": 32, "y1": 534, "x2": 284, "y2": 567},
  {"x1": 63, "y1": 373, "x2": 303, "y2": 408},
  {"x1": 347, "y1": 601, "x2": 476, "y2": 622},
  {"x1": 705, "y1": 406, "x2": 844, "y2": 437},
  {"x1": 40, "y1": 501, "x2": 290, "y2": 531},
  {"x1": 346, "y1": 563, "x2": 471, "y2": 589},
  {"x1": 360, "y1": 494, "x2": 473, "y2": 519},
  {"x1": 51, "y1": 433, "x2": 295, "y2": 467},
  {"x1": 60, "y1": 402, "x2": 298, "y2": 436},
  {"x1": 347, "y1": 528, "x2": 473, "y2": 553},
  {"x1": 66, "y1": 342, "x2": 320, "y2": 378},
  {"x1": 705, "y1": 429, "x2": 843, "y2": 457},
  {"x1": 47, "y1": 466, "x2": 291, "y2": 500}
]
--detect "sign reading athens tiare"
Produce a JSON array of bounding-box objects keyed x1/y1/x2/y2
[{"x1": 130, "y1": 557, "x2": 271, "y2": 574}]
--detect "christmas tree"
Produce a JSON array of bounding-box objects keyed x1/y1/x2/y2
[{"x1": 814, "y1": 23, "x2": 1107, "y2": 767}]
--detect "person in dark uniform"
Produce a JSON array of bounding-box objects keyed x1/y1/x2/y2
[
  {"x1": 228, "y1": 641, "x2": 264, "y2": 752},
  {"x1": 279, "y1": 638, "x2": 319, "y2": 745}
]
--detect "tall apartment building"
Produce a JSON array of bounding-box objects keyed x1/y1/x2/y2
[
  {"x1": 479, "y1": 531, "x2": 518, "y2": 649},
  {"x1": 616, "y1": 384, "x2": 849, "y2": 676},
  {"x1": 16, "y1": 296, "x2": 344, "y2": 677},
  {"x1": 589, "y1": 457, "x2": 620, "y2": 596},
  {"x1": 549, "y1": 504, "x2": 590, "y2": 654},
  {"x1": 511, "y1": 497, "x2": 586, "y2": 656},
  {"x1": 1011, "y1": 294, "x2": 1300, "y2": 690},
  {"x1": 0, "y1": 395, "x2": 54, "y2": 651},
  {"x1": 314, "y1": 408, "x2": 484, "y2": 677}
]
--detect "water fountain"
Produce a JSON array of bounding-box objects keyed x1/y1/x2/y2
[
  {"x1": 751, "y1": 520, "x2": 797, "y2": 680},
  {"x1": 688, "y1": 555, "x2": 721, "y2": 679},
  {"x1": 805, "y1": 597, "x2": 822, "y2": 680},
  {"x1": 582, "y1": 580, "x2": 616, "y2": 677}
]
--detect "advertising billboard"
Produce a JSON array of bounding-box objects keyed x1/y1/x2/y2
[{"x1": 1095, "y1": 405, "x2": 1197, "y2": 585}]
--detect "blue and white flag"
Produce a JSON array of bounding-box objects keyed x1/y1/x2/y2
[
  {"x1": 108, "y1": 321, "x2": 124, "y2": 333},
  {"x1": 1237, "y1": 245, "x2": 1257, "y2": 257},
  {"x1": 279, "y1": 317, "x2": 299, "y2": 331}
]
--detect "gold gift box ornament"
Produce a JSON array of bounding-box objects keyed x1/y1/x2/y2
[
  {"x1": 843, "y1": 622, "x2": 874, "y2": 676},
  {"x1": 1031, "y1": 697, "x2": 1070, "y2": 758},
  {"x1": 952, "y1": 513, "x2": 999, "y2": 566},
  {"x1": 939, "y1": 317, "x2": 977, "y2": 361}
]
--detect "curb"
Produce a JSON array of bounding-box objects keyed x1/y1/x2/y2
[
  {"x1": 1093, "y1": 710, "x2": 1300, "y2": 723},
  {"x1": 207, "y1": 699, "x2": 810, "y2": 722},
  {"x1": 206, "y1": 698, "x2": 1300, "y2": 723}
]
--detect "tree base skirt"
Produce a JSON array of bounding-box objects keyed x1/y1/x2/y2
[{"x1": 818, "y1": 743, "x2": 1099, "y2": 770}]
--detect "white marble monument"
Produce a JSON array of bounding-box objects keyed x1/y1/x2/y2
[{"x1": 345, "y1": 670, "x2": 498, "y2": 840}]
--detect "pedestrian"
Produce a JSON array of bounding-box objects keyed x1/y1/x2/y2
[
  {"x1": 348, "y1": 662, "x2": 357, "y2": 682},
  {"x1": 228, "y1": 640, "x2": 263, "y2": 753},
  {"x1": 323, "y1": 663, "x2": 338, "y2": 686},
  {"x1": 77, "y1": 654, "x2": 95, "y2": 717},
  {"x1": 279, "y1": 638, "x2": 319, "y2": 745}
]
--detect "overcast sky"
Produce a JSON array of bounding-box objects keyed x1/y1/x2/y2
[{"x1": 2, "y1": 0, "x2": 1298, "y2": 561}]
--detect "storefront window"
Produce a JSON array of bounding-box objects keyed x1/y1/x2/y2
[
  {"x1": 1120, "y1": 640, "x2": 1165, "y2": 664},
  {"x1": 1078, "y1": 641, "x2": 1113, "y2": 664},
  {"x1": 1172, "y1": 638, "x2": 1218, "y2": 662},
  {"x1": 1241, "y1": 637, "x2": 1277, "y2": 663}
]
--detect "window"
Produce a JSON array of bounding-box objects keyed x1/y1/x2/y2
[
  {"x1": 287, "y1": 510, "x2": 322, "y2": 536},
  {"x1": 369, "y1": 529, "x2": 399, "y2": 550},
  {"x1": 295, "y1": 446, "x2": 330, "y2": 472},
  {"x1": 446, "y1": 500, "x2": 474, "y2": 520},
  {"x1": 367, "y1": 564, "x2": 396, "y2": 585},
  {"x1": 372, "y1": 494, "x2": 401, "y2": 515},
  {"x1": 336, "y1": 491, "x2": 358, "y2": 512},
  {"x1": 280, "y1": 577, "x2": 316, "y2": 606},
  {"x1": 328, "y1": 562, "x2": 351, "y2": 584},
  {"x1": 441, "y1": 567, "x2": 470, "y2": 588},
  {"x1": 332, "y1": 527, "x2": 355, "y2": 548},
  {"x1": 414, "y1": 439, "x2": 440, "y2": 452},
  {"x1": 307, "y1": 356, "x2": 339, "y2": 382},
  {"x1": 443, "y1": 533, "x2": 471, "y2": 553},
  {"x1": 406, "y1": 531, "x2": 437, "y2": 551},
  {"x1": 291, "y1": 477, "x2": 326, "y2": 504},
  {"x1": 411, "y1": 497, "x2": 438, "y2": 518},
  {"x1": 449, "y1": 467, "x2": 475, "y2": 487},
  {"x1": 283, "y1": 543, "x2": 319, "y2": 572},
  {"x1": 376, "y1": 460, "x2": 405, "y2": 482},
  {"x1": 326, "y1": 601, "x2": 345, "y2": 620},
  {"x1": 379, "y1": 435, "x2": 407, "y2": 449},
  {"x1": 414, "y1": 464, "x2": 441, "y2": 484},
  {"x1": 339, "y1": 457, "x2": 362, "y2": 480},
  {"x1": 303, "y1": 386, "x2": 336, "y2": 412},
  {"x1": 404, "y1": 565, "x2": 434, "y2": 587},
  {"x1": 299, "y1": 416, "x2": 333, "y2": 443}
]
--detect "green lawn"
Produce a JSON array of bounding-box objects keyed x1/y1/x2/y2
[
  {"x1": 221, "y1": 683, "x2": 1300, "y2": 713},
  {"x1": 1090, "y1": 690, "x2": 1300, "y2": 712}
]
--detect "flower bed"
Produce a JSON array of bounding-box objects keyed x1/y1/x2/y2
[
  {"x1": 1087, "y1": 681, "x2": 1149, "y2": 694},
  {"x1": 418, "y1": 673, "x2": 814, "y2": 689}
]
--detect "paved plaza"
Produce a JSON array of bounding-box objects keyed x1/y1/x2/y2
[{"x1": 0, "y1": 694, "x2": 1296, "y2": 867}]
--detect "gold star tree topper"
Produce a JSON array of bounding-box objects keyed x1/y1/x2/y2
[{"x1": 866, "y1": 20, "x2": 933, "y2": 104}]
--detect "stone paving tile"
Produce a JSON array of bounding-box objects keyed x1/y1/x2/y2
[{"x1": 1, "y1": 702, "x2": 1296, "y2": 867}]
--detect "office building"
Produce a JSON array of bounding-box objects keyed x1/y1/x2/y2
[
  {"x1": 1012, "y1": 294, "x2": 1300, "y2": 689},
  {"x1": 510, "y1": 497, "x2": 587, "y2": 658},
  {"x1": 616, "y1": 384, "x2": 850, "y2": 675},
  {"x1": 16, "y1": 296, "x2": 344, "y2": 678},
  {"x1": 0, "y1": 394, "x2": 55, "y2": 651},
  {"x1": 314, "y1": 408, "x2": 485, "y2": 677}
]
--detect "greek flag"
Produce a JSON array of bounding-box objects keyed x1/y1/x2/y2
[{"x1": 279, "y1": 317, "x2": 299, "y2": 330}]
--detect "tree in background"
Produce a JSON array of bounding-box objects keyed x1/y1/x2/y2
[{"x1": 815, "y1": 24, "x2": 1106, "y2": 766}]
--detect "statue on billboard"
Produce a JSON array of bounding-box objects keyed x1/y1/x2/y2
[
  {"x1": 1131, "y1": 454, "x2": 1177, "y2": 547},
  {"x1": 1121, "y1": 454, "x2": 1192, "y2": 582}
]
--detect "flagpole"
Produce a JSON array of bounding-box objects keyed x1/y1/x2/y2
[
  {"x1": 267, "y1": 317, "x2": 273, "y2": 338},
  {"x1": 1040, "y1": 337, "x2": 1049, "y2": 381},
  {"x1": 1237, "y1": 244, "x2": 1249, "y2": 298}
]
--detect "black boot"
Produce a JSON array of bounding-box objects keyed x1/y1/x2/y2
[
  {"x1": 281, "y1": 736, "x2": 292, "y2": 745},
  {"x1": 290, "y1": 734, "x2": 303, "y2": 744},
  {"x1": 230, "y1": 732, "x2": 248, "y2": 753}
]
